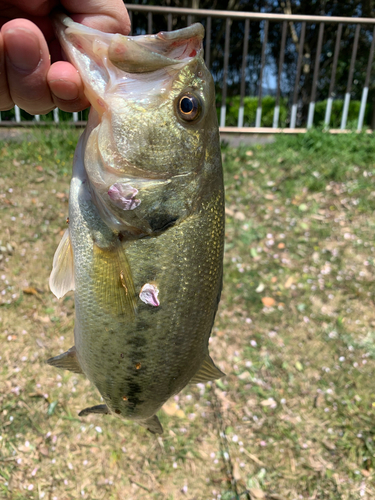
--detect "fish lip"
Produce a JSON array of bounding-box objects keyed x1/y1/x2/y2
[
  {"x1": 108, "y1": 23, "x2": 204, "y2": 72},
  {"x1": 147, "y1": 22, "x2": 205, "y2": 56},
  {"x1": 54, "y1": 12, "x2": 204, "y2": 47},
  {"x1": 53, "y1": 12, "x2": 204, "y2": 73}
]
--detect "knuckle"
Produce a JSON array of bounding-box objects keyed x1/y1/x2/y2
[
  {"x1": 0, "y1": 101, "x2": 15, "y2": 111},
  {"x1": 0, "y1": 91, "x2": 14, "y2": 111},
  {"x1": 0, "y1": 83, "x2": 13, "y2": 110},
  {"x1": 11, "y1": 93, "x2": 54, "y2": 116}
]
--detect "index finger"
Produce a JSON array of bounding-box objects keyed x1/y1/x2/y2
[
  {"x1": 47, "y1": 0, "x2": 131, "y2": 111},
  {"x1": 47, "y1": 0, "x2": 130, "y2": 111},
  {"x1": 61, "y1": 0, "x2": 131, "y2": 35}
]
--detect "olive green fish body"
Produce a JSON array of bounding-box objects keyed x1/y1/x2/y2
[{"x1": 48, "y1": 15, "x2": 225, "y2": 433}]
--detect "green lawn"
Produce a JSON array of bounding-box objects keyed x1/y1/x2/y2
[{"x1": 0, "y1": 127, "x2": 374, "y2": 499}]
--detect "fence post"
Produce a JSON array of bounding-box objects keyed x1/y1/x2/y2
[
  {"x1": 15, "y1": 105, "x2": 21, "y2": 123},
  {"x1": 324, "y1": 23, "x2": 342, "y2": 128},
  {"x1": 205, "y1": 16, "x2": 211, "y2": 68},
  {"x1": 220, "y1": 17, "x2": 231, "y2": 128},
  {"x1": 357, "y1": 25, "x2": 375, "y2": 131},
  {"x1": 340, "y1": 23, "x2": 360, "y2": 130},
  {"x1": 255, "y1": 20, "x2": 269, "y2": 128},
  {"x1": 238, "y1": 19, "x2": 250, "y2": 128},
  {"x1": 290, "y1": 22, "x2": 306, "y2": 129},
  {"x1": 307, "y1": 22, "x2": 324, "y2": 128},
  {"x1": 273, "y1": 21, "x2": 287, "y2": 129}
]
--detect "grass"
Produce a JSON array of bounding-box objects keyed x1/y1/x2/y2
[{"x1": 0, "y1": 127, "x2": 375, "y2": 499}]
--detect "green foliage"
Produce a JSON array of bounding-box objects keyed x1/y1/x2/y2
[
  {"x1": 219, "y1": 96, "x2": 288, "y2": 127},
  {"x1": 314, "y1": 99, "x2": 371, "y2": 128},
  {"x1": 220, "y1": 97, "x2": 372, "y2": 128}
]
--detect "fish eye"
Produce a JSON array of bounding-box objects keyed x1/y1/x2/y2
[{"x1": 177, "y1": 93, "x2": 201, "y2": 122}]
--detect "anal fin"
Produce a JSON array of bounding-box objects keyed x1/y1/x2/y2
[
  {"x1": 79, "y1": 404, "x2": 109, "y2": 417},
  {"x1": 139, "y1": 415, "x2": 163, "y2": 435},
  {"x1": 190, "y1": 354, "x2": 225, "y2": 384},
  {"x1": 46, "y1": 346, "x2": 83, "y2": 374},
  {"x1": 49, "y1": 227, "x2": 75, "y2": 299}
]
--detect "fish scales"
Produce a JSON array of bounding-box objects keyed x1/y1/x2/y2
[{"x1": 48, "y1": 14, "x2": 225, "y2": 434}]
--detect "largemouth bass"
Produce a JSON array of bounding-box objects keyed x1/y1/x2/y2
[{"x1": 48, "y1": 14, "x2": 225, "y2": 434}]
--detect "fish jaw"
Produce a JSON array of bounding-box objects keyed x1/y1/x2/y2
[
  {"x1": 108, "y1": 24, "x2": 204, "y2": 73},
  {"x1": 54, "y1": 14, "x2": 204, "y2": 114}
]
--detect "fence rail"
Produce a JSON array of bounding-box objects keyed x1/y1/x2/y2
[{"x1": 3, "y1": 6, "x2": 375, "y2": 134}]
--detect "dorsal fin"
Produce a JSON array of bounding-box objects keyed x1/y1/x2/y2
[
  {"x1": 49, "y1": 228, "x2": 75, "y2": 299},
  {"x1": 190, "y1": 354, "x2": 225, "y2": 384}
]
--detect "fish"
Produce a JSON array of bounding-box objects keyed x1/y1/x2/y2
[{"x1": 47, "y1": 13, "x2": 225, "y2": 435}]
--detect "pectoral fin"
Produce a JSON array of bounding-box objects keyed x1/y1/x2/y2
[
  {"x1": 92, "y1": 240, "x2": 137, "y2": 318},
  {"x1": 79, "y1": 405, "x2": 110, "y2": 417},
  {"x1": 49, "y1": 228, "x2": 75, "y2": 299},
  {"x1": 46, "y1": 346, "x2": 83, "y2": 374},
  {"x1": 139, "y1": 415, "x2": 163, "y2": 435},
  {"x1": 190, "y1": 354, "x2": 225, "y2": 384}
]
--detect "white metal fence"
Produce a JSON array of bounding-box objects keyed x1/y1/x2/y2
[{"x1": 4, "y1": 6, "x2": 375, "y2": 134}]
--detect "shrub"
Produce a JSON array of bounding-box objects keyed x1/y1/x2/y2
[
  {"x1": 218, "y1": 96, "x2": 372, "y2": 129},
  {"x1": 314, "y1": 99, "x2": 371, "y2": 128},
  {"x1": 218, "y1": 96, "x2": 288, "y2": 127}
]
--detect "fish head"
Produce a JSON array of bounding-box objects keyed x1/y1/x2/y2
[
  {"x1": 102, "y1": 23, "x2": 216, "y2": 176},
  {"x1": 54, "y1": 15, "x2": 220, "y2": 233}
]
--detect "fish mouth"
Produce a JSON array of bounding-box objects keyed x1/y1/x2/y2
[
  {"x1": 54, "y1": 13, "x2": 204, "y2": 74},
  {"x1": 108, "y1": 24, "x2": 204, "y2": 73}
]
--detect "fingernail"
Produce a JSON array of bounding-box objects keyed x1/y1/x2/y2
[
  {"x1": 49, "y1": 80, "x2": 79, "y2": 101},
  {"x1": 4, "y1": 28, "x2": 41, "y2": 72}
]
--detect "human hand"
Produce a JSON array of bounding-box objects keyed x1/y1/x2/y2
[{"x1": 0, "y1": 0, "x2": 130, "y2": 114}]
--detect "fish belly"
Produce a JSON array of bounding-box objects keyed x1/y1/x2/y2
[{"x1": 69, "y1": 161, "x2": 224, "y2": 421}]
